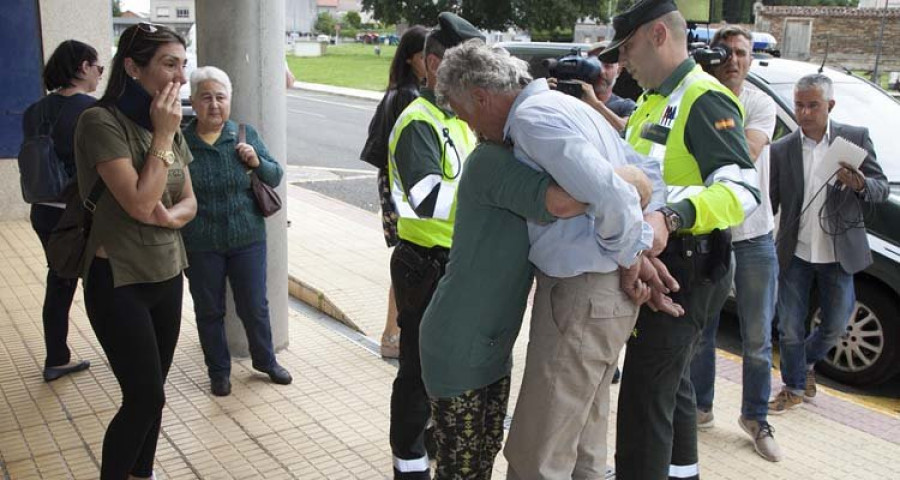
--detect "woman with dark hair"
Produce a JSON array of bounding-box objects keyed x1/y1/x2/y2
[
  {"x1": 21, "y1": 39, "x2": 102, "y2": 382},
  {"x1": 74, "y1": 23, "x2": 196, "y2": 480},
  {"x1": 359, "y1": 25, "x2": 428, "y2": 359}
]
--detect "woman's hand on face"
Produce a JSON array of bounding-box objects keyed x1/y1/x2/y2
[
  {"x1": 147, "y1": 201, "x2": 175, "y2": 229},
  {"x1": 150, "y1": 81, "x2": 183, "y2": 138},
  {"x1": 236, "y1": 143, "x2": 260, "y2": 169}
]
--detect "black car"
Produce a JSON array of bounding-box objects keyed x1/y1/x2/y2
[{"x1": 500, "y1": 42, "x2": 900, "y2": 387}]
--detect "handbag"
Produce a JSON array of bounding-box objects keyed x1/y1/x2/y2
[
  {"x1": 46, "y1": 180, "x2": 105, "y2": 279},
  {"x1": 239, "y1": 123, "x2": 282, "y2": 217}
]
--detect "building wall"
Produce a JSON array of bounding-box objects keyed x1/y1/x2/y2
[
  {"x1": 286, "y1": 0, "x2": 317, "y2": 33},
  {"x1": 150, "y1": 0, "x2": 196, "y2": 23},
  {"x1": 0, "y1": 0, "x2": 113, "y2": 221},
  {"x1": 150, "y1": 0, "x2": 195, "y2": 37},
  {"x1": 756, "y1": 6, "x2": 900, "y2": 71}
]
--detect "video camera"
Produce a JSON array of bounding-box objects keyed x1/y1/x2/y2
[
  {"x1": 542, "y1": 48, "x2": 602, "y2": 99},
  {"x1": 689, "y1": 42, "x2": 732, "y2": 71}
]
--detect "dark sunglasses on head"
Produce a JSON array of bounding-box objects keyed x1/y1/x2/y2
[{"x1": 123, "y1": 22, "x2": 163, "y2": 54}]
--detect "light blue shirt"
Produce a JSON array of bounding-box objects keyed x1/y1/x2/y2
[{"x1": 503, "y1": 79, "x2": 664, "y2": 277}]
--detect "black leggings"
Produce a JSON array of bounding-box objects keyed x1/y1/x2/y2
[
  {"x1": 30, "y1": 204, "x2": 78, "y2": 368},
  {"x1": 84, "y1": 258, "x2": 183, "y2": 480}
]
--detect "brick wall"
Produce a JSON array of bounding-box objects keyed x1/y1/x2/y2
[{"x1": 756, "y1": 6, "x2": 900, "y2": 72}]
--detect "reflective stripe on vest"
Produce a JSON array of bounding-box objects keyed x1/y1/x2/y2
[
  {"x1": 626, "y1": 65, "x2": 746, "y2": 234},
  {"x1": 387, "y1": 98, "x2": 475, "y2": 248}
]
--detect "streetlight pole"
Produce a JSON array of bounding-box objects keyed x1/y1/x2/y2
[
  {"x1": 607, "y1": 0, "x2": 615, "y2": 40},
  {"x1": 872, "y1": 0, "x2": 888, "y2": 85}
]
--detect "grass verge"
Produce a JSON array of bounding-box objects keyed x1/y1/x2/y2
[{"x1": 287, "y1": 43, "x2": 396, "y2": 92}]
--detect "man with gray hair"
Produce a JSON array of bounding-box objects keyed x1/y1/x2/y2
[
  {"x1": 419, "y1": 44, "x2": 591, "y2": 478},
  {"x1": 431, "y1": 39, "x2": 678, "y2": 479},
  {"x1": 768, "y1": 73, "x2": 888, "y2": 415}
]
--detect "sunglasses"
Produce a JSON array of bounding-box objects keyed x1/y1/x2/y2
[
  {"x1": 123, "y1": 22, "x2": 163, "y2": 54},
  {"x1": 92, "y1": 64, "x2": 105, "y2": 75}
]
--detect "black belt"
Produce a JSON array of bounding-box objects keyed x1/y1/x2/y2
[
  {"x1": 398, "y1": 240, "x2": 450, "y2": 264},
  {"x1": 659, "y1": 229, "x2": 733, "y2": 287}
]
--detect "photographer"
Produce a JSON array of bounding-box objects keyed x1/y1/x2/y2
[
  {"x1": 687, "y1": 25, "x2": 782, "y2": 463},
  {"x1": 547, "y1": 48, "x2": 636, "y2": 133},
  {"x1": 598, "y1": 0, "x2": 761, "y2": 478}
]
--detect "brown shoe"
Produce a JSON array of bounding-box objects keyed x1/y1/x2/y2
[
  {"x1": 804, "y1": 368, "x2": 817, "y2": 400},
  {"x1": 768, "y1": 388, "x2": 803, "y2": 415}
]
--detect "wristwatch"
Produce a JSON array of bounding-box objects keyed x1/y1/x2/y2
[
  {"x1": 658, "y1": 206, "x2": 683, "y2": 233},
  {"x1": 148, "y1": 148, "x2": 175, "y2": 167}
]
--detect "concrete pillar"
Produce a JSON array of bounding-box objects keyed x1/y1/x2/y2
[{"x1": 194, "y1": 0, "x2": 289, "y2": 354}]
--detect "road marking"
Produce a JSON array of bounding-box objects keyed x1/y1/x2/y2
[
  {"x1": 299, "y1": 166, "x2": 376, "y2": 174},
  {"x1": 287, "y1": 93, "x2": 376, "y2": 112},
  {"x1": 287, "y1": 109, "x2": 325, "y2": 118}
]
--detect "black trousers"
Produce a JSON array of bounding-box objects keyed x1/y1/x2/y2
[
  {"x1": 615, "y1": 238, "x2": 733, "y2": 480},
  {"x1": 30, "y1": 204, "x2": 79, "y2": 368},
  {"x1": 84, "y1": 258, "x2": 183, "y2": 480},
  {"x1": 389, "y1": 241, "x2": 447, "y2": 479}
]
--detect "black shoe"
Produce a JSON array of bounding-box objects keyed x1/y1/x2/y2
[
  {"x1": 611, "y1": 367, "x2": 621, "y2": 384},
  {"x1": 263, "y1": 364, "x2": 292, "y2": 385},
  {"x1": 210, "y1": 377, "x2": 231, "y2": 396},
  {"x1": 43, "y1": 360, "x2": 90, "y2": 382}
]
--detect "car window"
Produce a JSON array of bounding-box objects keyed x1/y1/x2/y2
[
  {"x1": 769, "y1": 82, "x2": 900, "y2": 182},
  {"x1": 773, "y1": 117, "x2": 792, "y2": 142}
]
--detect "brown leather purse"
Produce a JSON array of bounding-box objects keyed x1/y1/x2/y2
[{"x1": 239, "y1": 123, "x2": 282, "y2": 217}]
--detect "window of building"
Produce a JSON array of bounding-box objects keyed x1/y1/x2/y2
[
  {"x1": 177, "y1": 8, "x2": 189, "y2": 18},
  {"x1": 156, "y1": 6, "x2": 170, "y2": 18}
]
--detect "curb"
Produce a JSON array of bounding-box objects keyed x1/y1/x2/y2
[
  {"x1": 289, "y1": 82, "x2": 383, "y2": 102},
  {"x1": 287, "y1": 274, "x2": 366, "y2": 335}
]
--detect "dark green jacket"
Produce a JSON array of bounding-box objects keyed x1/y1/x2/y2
[{"x1": 181, "y1": 119, "x2": 283, "y2": 252}]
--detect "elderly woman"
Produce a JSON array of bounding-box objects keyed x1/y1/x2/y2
[{"x1": 181, "y1": 66, "x2": 290, "y2": 397}]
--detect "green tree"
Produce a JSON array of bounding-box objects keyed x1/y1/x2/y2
[
  {"x1": 361, "y1": 0, "x2": 615, "y2": 32},
  {"x1": 315, "y1": 12, "x2": 336, "y2": 34},
  {"x1": 112, "y1": 0, "x2": 122, "y2": 17},
  {"x1": 344, "y1": 11, "x2": 362, "y2": 29}
]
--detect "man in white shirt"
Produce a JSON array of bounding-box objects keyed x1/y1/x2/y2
[
  {"x1": 768, "y1": 73, "x2": 889, "y2": 416},
  {"x1": 687, "y1": 25, "x2": 782, "y2": 463}
]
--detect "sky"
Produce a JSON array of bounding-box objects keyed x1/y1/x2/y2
[{"x1": 120, "y1": 0, "x2": 150, "y2": 15}]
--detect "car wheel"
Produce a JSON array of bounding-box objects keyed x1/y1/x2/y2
[{"x1": 810, "y1": 280, "x2": 900, "y2": 386}]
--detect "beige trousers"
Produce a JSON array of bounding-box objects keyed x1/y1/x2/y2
[{"x1": 505, "y1": 270, "x2": 638, "y2": 480}]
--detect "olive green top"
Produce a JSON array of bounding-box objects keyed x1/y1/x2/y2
[{"x1": 74, "y1": 106, "x2": 192, "y2": 287}]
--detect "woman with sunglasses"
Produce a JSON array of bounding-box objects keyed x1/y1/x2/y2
[
  {"x1": 359, "y1": 25, "x2": 428, "y2": 359},
  {"x1": 21, "y1": 39, "x2": 102, "y2": 382},
  {"x1": 74, "y1": 23, "x2": 196, "y2": 480}
]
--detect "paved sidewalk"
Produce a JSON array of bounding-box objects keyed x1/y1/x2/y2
[{"x1": 2, "y1": 184, "x2": 900, "y2": 480}]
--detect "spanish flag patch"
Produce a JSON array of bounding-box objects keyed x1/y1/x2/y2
[{"x1": 715, "y1": 117, "x2": 736, "y2": 130}]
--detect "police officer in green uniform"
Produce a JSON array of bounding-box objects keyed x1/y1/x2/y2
[
  {"x1": 386, "y1": 13, "x2": 481, "y2": 480},
  {"x1": 599, "y1": 1, "x2": 760, "y2": 479}
]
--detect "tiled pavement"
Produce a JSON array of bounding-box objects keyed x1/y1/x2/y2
[{"x1": 2, "y1": 184, "x2": 900, "y2": 479}]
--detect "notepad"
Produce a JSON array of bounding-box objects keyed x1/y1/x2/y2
[{"x1": 818, "y1": 136, "x2": 867, "y2": 184}]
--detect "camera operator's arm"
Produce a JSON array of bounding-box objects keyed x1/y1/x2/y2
[
  {"x1": 576, "y1": 80, "x2": 629, "y2": 133},
  {"x1": 742, "y1": 89, "x2": 776, "y2": 162}
]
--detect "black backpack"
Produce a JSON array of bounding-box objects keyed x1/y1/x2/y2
[{"x1": 17, "y1": 99, "x2": 71, "y2": 203}]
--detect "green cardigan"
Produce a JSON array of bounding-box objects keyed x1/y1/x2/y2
[{"x1": 181, "y1": 119, "x2": 283, "y2": 252}]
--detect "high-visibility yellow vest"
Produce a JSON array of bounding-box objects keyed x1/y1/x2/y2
[
  {"x1": 626, "y1": 65, "x2": 747, "y2": 235},
  {"x1": 388, "y1": 97, "x2": 476, "y2": 248}
]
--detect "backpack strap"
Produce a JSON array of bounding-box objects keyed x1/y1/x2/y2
[{"x1": 82, "y1": 179, "x2": 106, "y2": 212}]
